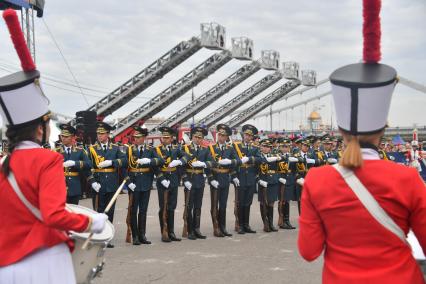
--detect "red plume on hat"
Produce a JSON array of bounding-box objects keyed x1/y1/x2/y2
[
  {"x1": 363, "y1": 0, "x2": 381, "y2": 63},
  {"x1": 0, "y1": 9, "x2": 49, "y2": 128},
  {"x1": 2, "y1": 9, "x2": 36, "y2": 71},
  {"x1": 329, "y1": 0, "x2": 397, "y2": 136}
]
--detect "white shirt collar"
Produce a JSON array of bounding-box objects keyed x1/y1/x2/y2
[
  {"x1": 15, "y1": 141, "x2": 41, "y2": 150},
  {"x1": 361, "y1": 148, "x2": 380, "y2": 160}
]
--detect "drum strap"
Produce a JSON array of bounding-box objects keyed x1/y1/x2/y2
[
  {"x1": 332, "y1": 164, "x2": 407, "y2": 245},
  {"x1": 1, "y1": 156, "x2": 43, "y2": 221}
]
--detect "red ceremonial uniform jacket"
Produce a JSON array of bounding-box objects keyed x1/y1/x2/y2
[
  {"x1": 298, "y1": 148, "x2": 426, "y2": 284},
  {"x1": 0, "y1": 144, "x2": 90, "y2": 266}
]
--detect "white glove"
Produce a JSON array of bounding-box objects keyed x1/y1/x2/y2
[
  {"x1": 288, "y1": 157, "x2": 299, "y2": 163},
  {"x1": 98, "y1": 160, "x2": 113, "y2": 168},
  {"x1": 192, "y1": 161, "x2": 206, "y2": 168},
  {"x1": 327, "y1": 158, "x2": 338, "y2": 164},
  {"x1": 90, "y1": 213, "x2": 108, "y2": 234},
  {"x1": 168, "y1": 159, "x2": 182, "y2": 168},
  {"x1": 128, "y1": 183, "x2": 136, "y2": 191},
  {"x1": 210, "y1": 180, "x2": 219, "y2": 189},
  {"x1": 91, "y1": 182, "x2": 101, "y2": 193},
  {"x1": 266, "y1": 156, "x2": 279, "y2": 163},
  {"x1": 389, "y1": 156, "x2": 395, "y2": 161},
  {"x1": 218, "y1": 158, "x2": 232, "y2": 165},
  {"x1": 296, "y1": 178, "x2": 305, "y2": 186},
  {"x1": 161, "y1": 179, "x2": 170, "y2": 188},
  {"x1": 232, "y1": 177, "x2": 240, "y2": 187},
  {"x1": 279, "y1": 178, "x2": 287, "y2": 185},
  {"x1": 63, "y1": 160, "x2": 76, "y2": 168},
  {"x1": 306, "y1": 158, "x2": 316, "y2": 164},
  {"x1": 137, "y1": 158, "x2": 151, "y2": 165},
  {"x1": 258, "y1": 180, "x2": 268, "y2": 188},
  {"x1": 184, "y1": 181, "x2": 192, "y2": 190},
  {"x1": 241, "y1": 156, "x2": 249, "y2": 164}
]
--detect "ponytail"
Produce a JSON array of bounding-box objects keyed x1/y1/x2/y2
[{"x1": 339, "y1": 135, "x2": 363, "y2": 169}]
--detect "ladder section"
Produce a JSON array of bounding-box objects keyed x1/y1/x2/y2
[
  {"x1": 198, "y1": 71, "x2": 283, "y2": 127},
  {"x1": 112, "y1": 50, "x2": 233, "y2": 137},
  {"x1": 252, "y1": 90, "x2": 332, "y2": 119},
  {"x1": 82, "y1": 38, "x2": 202, "y2": 121},
  {"x1": 155, "y1": 61, "x2": 261, "y2": 130},
  {"x1": 226, "y1": 79, "x2": 301, "y2": 128}
]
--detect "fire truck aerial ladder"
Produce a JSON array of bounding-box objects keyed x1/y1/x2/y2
[
  {"x1": 69, "y1": 22, "x2": 226, "y2": 124},
  {"x1": 198, "y1": 61, "x2": 298, "y2": 128},
  {"x1": 112, "y1": 50, "x2": 233, "y2": 140},
  {"x1": 153, "y1": 47, "x2": 281, "y2": 130},
  {"x1": 226, "y1": 68, "x2": 317, "y2": 128}
]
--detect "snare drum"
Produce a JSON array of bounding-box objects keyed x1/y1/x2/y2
[{"x1": 66, "y1": 204, "x2": 115, "y2": 284}]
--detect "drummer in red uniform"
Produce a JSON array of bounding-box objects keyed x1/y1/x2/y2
[
  {"x1": 298, "y1": 1, "x2": 426, "y2": 283},
  {"x1": 0, "y1": 9, "x2": 108, "y2": 284}
]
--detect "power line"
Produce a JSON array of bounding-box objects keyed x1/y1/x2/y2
[
  {"x1": 41, "y1": 18, "x2": 90, "y2": 107},
  {"x1": 0, "y1": 57, "x2": 110, "y2": 92},
  {"x1": 0, "y1": 63, "x2": 194, "y2": 103}
]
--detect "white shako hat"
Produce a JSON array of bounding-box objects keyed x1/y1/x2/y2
[
  {"x1": 0, "y1": 9, "x2": 50, "y2": 128},
  {"x1": 329, "y1": 0, "x2": 397, "y2": 135}
]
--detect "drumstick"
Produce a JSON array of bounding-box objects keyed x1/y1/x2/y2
[{"x1": 82, "y1": 177, "x2": 129, "y2": 250}]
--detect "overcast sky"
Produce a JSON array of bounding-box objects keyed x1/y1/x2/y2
[{"x1": 0, "y1": 0, "x2": 424, "y2": 132}]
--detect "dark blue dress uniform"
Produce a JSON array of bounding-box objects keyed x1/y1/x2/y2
[
  {"x1": 154, "y1": 127, "x2": 189, "y2": 242},
  {"x1": 319, "y1": 135, "x2": 339, "y2": 166},
  {"x1": 181, "y1": 128, "x2": 214, "y2": 240},
  {"x1": 88, "y1": 123, "x2": 127, "y2": 226},
  {"x1": 208, "y1": 124, "x2": 241, "y2": 237},
  {"x1": 56, "y1": 145, "x2": 92, "y2": 204},
  {"x1": 55, "y1": 124, "x2": 92, "y2": 205},
  {"x1": 293, "y1": 140, "x2": 316, "y2": 215},
  {"x1": 276, "y1": 138, "x2": 296, "y2": 230},
  {"x1": 232, "y1": 124, "x2": 262, "y2": 234},
  {"x1": 257, "y1": 139, "x2": 280, "y2": 232},
  {"x1": 125, "y1": 126, "x2": 164, "y2": 245}
]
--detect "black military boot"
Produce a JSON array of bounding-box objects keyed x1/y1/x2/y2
[
  {"x1": 187, "y1": 211, "x2": 196, "y2": 240},
  {"x1": 243, "y1": 206, "x2": 256, "y2": 233},
  {"x1": 218, "y1": 209, "x2": 232, "y2": 237},
  {"x1": 159, "y1": 210, "x2": 171, "y2": 243},
  {"x1": 168, "y1": 210, "x2": 181, "y2": 241},
  {"x1": 260, "y1": 204, "x2": 270, "y2": 232},
  {"x1": 194, "y1": 208, "x2": 206, "y2": 239},
  {"x1": 138, "y1": 213, "x2": 151, "y2": 244},
  {"x1": 283, "y1": 202, "x2": 296, "y2": 230},
  {"x1": 131, "y1": 213, "x2": 141, "y2": 245},
  {"x1": 238, "y1": 206, "x2": 245, "y2": 234},
  {"x1": 268, "y1": 206, "x2": 278, "y2": 232}
]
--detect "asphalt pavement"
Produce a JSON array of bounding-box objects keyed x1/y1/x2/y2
[{"x1": 82, "y1": 187, "x2": 323, "y2": 284}]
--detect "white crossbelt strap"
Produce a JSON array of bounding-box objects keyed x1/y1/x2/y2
[
  {"x1": 332, "y1": 164, "x2": 407, "y2": 245},
  {"x1": 1, "y1": 156, "x2": 43, "y2": 221}
]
